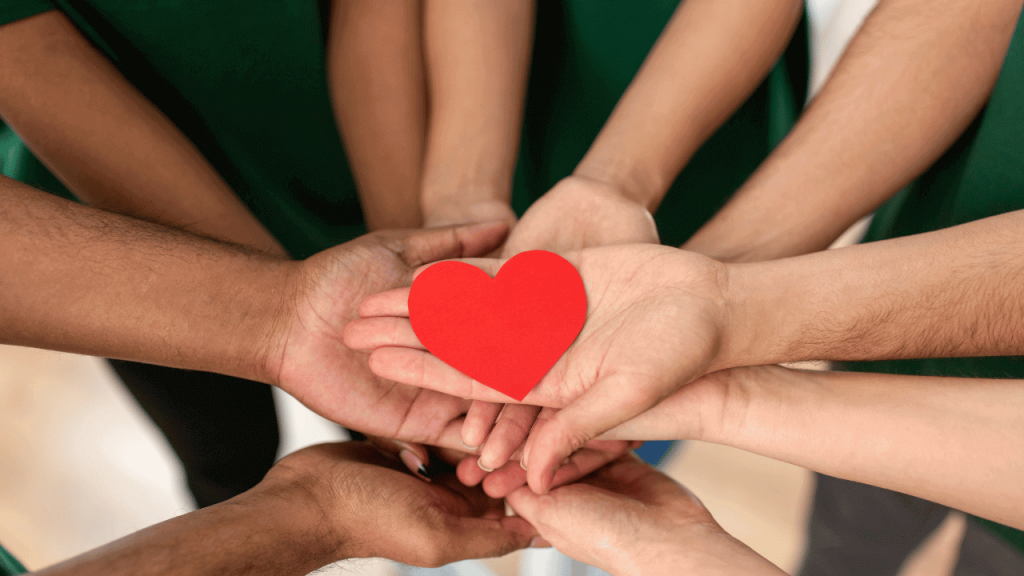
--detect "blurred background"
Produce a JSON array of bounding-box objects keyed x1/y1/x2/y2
[{"x1": 0, "y1": 1, "x2": 967, "y2": 574}]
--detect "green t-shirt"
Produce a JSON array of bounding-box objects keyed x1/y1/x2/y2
[
  {"x1": 0, "y1": 0, "x2": 806, "y2": 255},
  {"x1": 0, "y1": 544, "x2": 26, "y2": 576},
  {"x1": 844, "y1": 8, "x2": 1024, "y2": 553}
]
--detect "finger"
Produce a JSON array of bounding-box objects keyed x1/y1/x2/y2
[
  {"x1": 504, "y1": 486, "x2": 545, "y2": 528},
  {"x1": 343, "y1": 316, "x2": 423, "y2": 351},
  {"x1": 411, "y1": 257, "x2": 505, "y2": 282},
  {"x1": 547, "y1": 441, "x2": 633, "y2": 491},
  {"x1": 393, "y1": 220, "x2": 509, "y2": 268},
  {"x1": 457, "y1": 455, "x2": 488, "y2": 487},
  {"x1": 480, "y1": 459, "x2": 529, "y2": 498},
  {"x1": 477, "y1": 404, "x2": 541, "y2": 472},
  {"x1": 479, "y1": 440, "x2": 624, "y2": 499},
  {"x1": 357, "y1": 288, "x2": 410, "y2": 318},
  {"x1": 367, "y1": 347, "x2": 517, "y2": 403},
  {"x1": 462, "y1": 401, "x2": 503, "y2": 449},
  {"x1": 526, "y1": 374, "x2": 668, "y2": 494},
  {"x1": 434, "y1": 515, "x2": 537, "y2": 565}
]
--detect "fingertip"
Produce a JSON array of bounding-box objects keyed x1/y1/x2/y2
[
  {"x1": 457, "y1": 456, "x2": 487, "y2": 486},
  {"x1": 357, "y1": 287, "x2": 411, "y2": 318},
  {"x1": 340, "y1": 319, "x2": 362, "y2": 349},
  {"x1": 482, "y1": 462, "x2": 528, "y2": 499}
]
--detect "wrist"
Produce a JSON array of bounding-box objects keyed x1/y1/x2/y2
[
  {"x1": 713, "y1": 259, "x2": 797, "y2": 371},
  {"x1": 572, "y1": 159, "x2": 665, "y2": 212},
  {"x1": 249, "y1": 258, "x2": 304, "y2": 386},
  {"x1": 232, "y1": 476, "x2": 348, "y2": 571},
  {"x1": 610, "y1": 523, "x2": 730, "y2": 576},
  {"x1": 420, "y1": 186, "x2": 515, "y2": 228}
]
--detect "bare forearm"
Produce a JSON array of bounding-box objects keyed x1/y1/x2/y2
[
  {"x1": 328, "y1": 0, "x2": 426, "y2": 230},
  {"x1": 685, "y1": 0, "x2": 1024, "y2": 261},
  {"x1": 723, "y1": 209, "x2": 1024, "y2": 366},
  {"x1": 33, "y1": 491, "x2": 338, "y2": 576},
  {"x1": 0, "y1": 11, "x2": 284, "y2": 254},
  {"x1": 573, "y1": 0, "x2": 802, "y2": 210},
  {"x1": 419, "y1": 0, "x2": 533, "y2": 222},
  {"x1": 705, "y1": 366, "x2": 1024, "y2": 530},
  {"x1": 0, "y1": 176, "x2": 292, "y2": 383}
]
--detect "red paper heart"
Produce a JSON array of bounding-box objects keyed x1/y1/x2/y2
[{"x1": 409, "y1": 250, "x2": 587, "y2": 401}]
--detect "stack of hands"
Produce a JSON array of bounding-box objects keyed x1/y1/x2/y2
[
  {"x1": 255, "y1": 176, "x2": 788, "y2": 575},
  {"x1": 14, "y1": 172, "x2": 1024, "y2": 576}
]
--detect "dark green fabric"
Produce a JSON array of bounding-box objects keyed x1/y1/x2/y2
[
  {"x1": 0, "y1": 1, "x2": 806, "y2": 255},
  {"x1": 0, "y1": 0, "x2": 51, "y2": 28},
  {"x1": 1, "y1": 1, "x2": 364, "y2": 259},
  {"x1": 0, "y1": 543, "x2": 26, "y2": 576},
  {"x1": 843, "y1": 8, "x2": 1024, "y2": 552}
]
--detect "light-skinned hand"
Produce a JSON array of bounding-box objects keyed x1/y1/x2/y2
[
  {"x1": 458, "y1": 175, "x2": 660, "y2": 476},
  {"x1": 344, "y1": 243, "x2": 730, "y2": 494},
  {"x1": 505, "y1": 453, "x2": 784, "y2": 575}
]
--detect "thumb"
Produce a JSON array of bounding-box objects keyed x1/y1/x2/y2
[
  {"x1": 525, "y1": 373, "x2": 672, "y2": 494},
  {"x1": 390, "y1": 221, "x2": 508, "y2": 267},
  {"x1": 411, "y1": 257, "x2": 506, "y2": 283}
]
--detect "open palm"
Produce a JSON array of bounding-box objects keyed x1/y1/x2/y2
[
  {"x1": 265, "y1": 223, "x2": 507, "y2": 449},
  {"x1": 344, "y1": 243, "x2": 729, "y2": 492}
]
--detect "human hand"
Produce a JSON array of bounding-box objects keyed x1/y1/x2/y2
[
  {"x1": 344, "y1": 243, "x2": 732, "y2": 493},
  {"x1": 422, "y1": 196, "x2": 518, "y2": 231},
  {"x1": 501, "y1": 175, "x2": 658, "y2": 256},
  {"x1": 505, "y1": 453, "x2": 784, "y2": 575},
  {"x1": 457, "y1": 175, "x2": 659, "y2": 472},
  {"x1": 455, "y1": 435, "x2": 643, "y2": 498},
  {"x1": 257, "y1": 441, "x2": 536, "y2": 567},
  {"x1": 262, "y1": 221, "x2": 508, "y2": 452}
]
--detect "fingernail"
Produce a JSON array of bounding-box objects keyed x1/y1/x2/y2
[
  {"x1": 477, "y1": 458, "x2": 495, "y2": 472},
  {"x1": 462, "y1": 439, "x2": 479, "y2": 450},
  {"x1": 400, "y1": 450, "x2": 431, "y2": 482},
  {"x1": 520, "y1": 457, "x2": 528, "y2": 471}
]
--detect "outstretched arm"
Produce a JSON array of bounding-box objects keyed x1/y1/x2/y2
[
  {"x1": 684, "y1": 0, "x2": 1024, "y2": 261},
  {"x1": 0, "y1": 11, "x2": 284, "y2": 254},
  {"x1": 606, "y1": 365, "x2": 1024, "y2": 531},
  {"x1": 418, "y1": 0, "x2": 533, "y2": 228},
  {"x1": 0, "y1": 175, "x2": 518, "y2": 450},
  {"x1": 33, "y1": 442, "x2": 535, "y2": 575},
  {"x1": 327, "y1": 0, "x2": 427, "y2": 230},
  {"x1": 501, "y1": 0, "x2": 802, "y2": 255},
  {"x1": 349, "y1": 208, "x2": 1024, "y2": 492},
  {"x1": 0, "y1": 174, "x2": 288, "y2": 381},
  {"x1": 465, "y1": 0, "x2": 801, "y2": 470}
]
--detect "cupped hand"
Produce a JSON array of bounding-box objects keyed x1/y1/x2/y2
[
  {"x1": 501, "y1": 175, "x2": 658, "y2": 256},
  {"x1": 263, "y1": 222, "x2": 508, "y2": 451},
  {"x1": 457, "y1": 175, "x2": 660, "y2": 472},
  {"x1": 260, "y1": 441, "x2": 536, "y2": 567},
  {"x1": 505, "y1": 453, "x2": 783, "y2": 575},
  {"x1": 344, "y1": 243, "x2": 731, "y2": 493}
]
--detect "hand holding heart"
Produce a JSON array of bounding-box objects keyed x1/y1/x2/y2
[
  {"x1": 453, "y1": 175, "x2": 661, "y2": 475},
  {"x1": 265, "y1": 222, "x2": 512, "y2": 451},
  {"x1": 344, "y1": 243, "x2": 730, "y2": 494}
]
